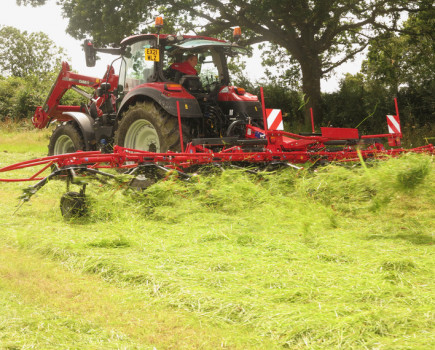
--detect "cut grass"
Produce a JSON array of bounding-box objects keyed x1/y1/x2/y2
[
  {"x1": 0, "y1": 247, "x2": 263, "y2": 349},
  {"x1": 0, "y1": 285, "x2": 138, "y2": 350},
  {"x1": 0, "y1": 128, "x2": 434, "y2": 348}
]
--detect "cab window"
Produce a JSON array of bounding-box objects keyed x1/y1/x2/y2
[{"x1": 119, "y1": 40, "x2": 156, "y2": 92}]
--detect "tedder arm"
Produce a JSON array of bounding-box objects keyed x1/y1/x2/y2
[{"x1": 32, "y1": 62, "x2": 118, "y2": 129}]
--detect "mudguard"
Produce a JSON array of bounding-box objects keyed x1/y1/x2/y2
[
  {"x1": 62, "y1": 112, "x2": 95, "y2": 150},
  {"x1": 117, "y1": 86, "x2": 203, "y2": 119}
]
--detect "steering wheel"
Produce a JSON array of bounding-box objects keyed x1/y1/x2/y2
[{"x1": 204, "y1": 80, "x2": 220, "y2": 93}]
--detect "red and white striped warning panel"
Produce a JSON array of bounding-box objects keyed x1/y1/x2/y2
[
  {"x1": 386, "y1": 115, "x2": 401, "y2": 134},
  {"x1": 266, "y1": 109, "x2": 283, "y2": 130}
]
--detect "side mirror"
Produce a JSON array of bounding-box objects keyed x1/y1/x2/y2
[
  {"x1": 84, "y1": 39, "x2": 97, "y2": 67},
  {"x1": 121, "y1": 46, "x2": 132, "y2": 59}
]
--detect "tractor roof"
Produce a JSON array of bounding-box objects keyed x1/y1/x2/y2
[
  {"x1": 120, "y1": 34, "x2": 225, "y2": 46},
  {"x1": 120, "y1": 34, "x2": 247, "y2": 56}
]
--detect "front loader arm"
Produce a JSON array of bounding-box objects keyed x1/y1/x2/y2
[{"x1": 32, "y1": 62, "x2": 115, "y2": 129}]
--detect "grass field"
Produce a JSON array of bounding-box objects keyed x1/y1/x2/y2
[{"x1": 0, "y1": 127, "x2": 434, "y2": 349}]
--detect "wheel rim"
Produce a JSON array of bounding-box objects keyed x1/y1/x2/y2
[
  {"x1": 124, "y1": 119, "x2": 160, "y2": 152},
  {"x1": 54, "y1": 135, "x2": 76, "y2": 154}
]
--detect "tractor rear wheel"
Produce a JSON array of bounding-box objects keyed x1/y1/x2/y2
[
  {"x1": 115, "y1": 102, "x2": 189, "y2": 152},
  {"x1": 48, "y1": 123, "x2": 85, "y2": 155}
]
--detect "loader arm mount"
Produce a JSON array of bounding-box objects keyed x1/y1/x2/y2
[{"x1": 32, "y1": 62, "x2": 118, "y2": 129}]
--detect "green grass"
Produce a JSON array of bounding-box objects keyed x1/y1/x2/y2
[
  {"x1": 0, "y1": 125, "x2": 50, "y2": 154},
  {"x1": 0, "y1": 128, "x2": 434, "y2": 349},
  {"x1": 0, "y1": 286, "x2": 137, "y2": 349}
]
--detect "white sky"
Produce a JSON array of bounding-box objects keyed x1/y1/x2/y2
[{"x1": 0, "y1": 0, "x2": 362, "y2": 92}]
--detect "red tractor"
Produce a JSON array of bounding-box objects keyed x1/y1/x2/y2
[{"x1": 33, "y1": 21, "x2": 263, "y2": 155}]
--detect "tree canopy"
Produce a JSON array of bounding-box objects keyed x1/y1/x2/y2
[
  {"x1": 362, "y1": 9, "x2": 435, "y2": 93},
  {"x1": 0, "y1": 25, "x2": 65, "y2": 78},
  {"x1": 19, "y1": 0, "x2": 431, "y2": 127}
]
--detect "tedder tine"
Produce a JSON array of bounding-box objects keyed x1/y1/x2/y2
[{"x1": 15, "y1": 168, "x2": 67, "y2": 213}]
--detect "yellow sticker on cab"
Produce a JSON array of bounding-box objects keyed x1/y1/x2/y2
[{"x1": 145, "y1": 48, "x2": 159, "y2": 62}]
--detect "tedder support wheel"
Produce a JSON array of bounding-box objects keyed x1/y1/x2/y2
[
  {"x1": 48, "y1": 123, "x2": 85, "y2": 155},
  {"x1": 60, "y1": 191, "x2": 87, "y2": 218},
  {"x1": 115, "y1": 102, "x2": 189, "y2": 152}
]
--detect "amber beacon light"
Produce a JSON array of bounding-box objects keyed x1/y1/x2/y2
[
  {"x1": 233, "y1": 26, "x2": 241, "y2": 41},
  {"x1": 155, "y1": 16, "x2": 164, "y2": 28}
]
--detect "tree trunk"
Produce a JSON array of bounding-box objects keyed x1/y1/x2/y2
[{"x1": 300, "y1": 58, "x2": 322, "y2": 131}]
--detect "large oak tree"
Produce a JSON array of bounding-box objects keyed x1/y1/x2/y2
[{"x1": 19, "y1": 0, "x2": 429, "y2": 126}]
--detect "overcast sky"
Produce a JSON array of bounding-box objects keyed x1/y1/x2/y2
[
  {"x1": 0, "y1": 0, "x2": 363, "y2": 92},
  {"x1": 0, "y1": 0, "x2": 113, "y2": 78}
]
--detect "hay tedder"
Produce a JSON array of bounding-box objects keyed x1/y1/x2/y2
[{"x1": 1, "y1": 18, "x2": 433, "y2": 217}]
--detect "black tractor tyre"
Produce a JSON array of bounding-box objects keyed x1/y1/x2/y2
[
  {"x1": 48, "y1": 123, "x2": 85, "y2": 156},
  {"x1": 115, "y1": 102, "x2": 190, "y2": 152},
  {"x1": 60, "y1": 191, "x2": 87, "y2": 218}
]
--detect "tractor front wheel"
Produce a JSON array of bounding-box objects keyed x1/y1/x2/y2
[
  {"x1": 115, "y1": 102, "x2": 189, "y2": 152},
  {"x1": 48, "y1": 123, "x2": 85, "y2": 156}
]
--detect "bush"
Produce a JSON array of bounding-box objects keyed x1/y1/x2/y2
[
  {"x1": 0, "y1": 75, "x2": 47, "y2": 121},
  {"x1": 321, "y1": 74, "x2": 434, "y2": 145},
  {"x1": 233, "y1": 76, "x2": 306, "y2": 131},
  {"x1": 0, "y1": 73, "x2": 89, "y2": 122}
]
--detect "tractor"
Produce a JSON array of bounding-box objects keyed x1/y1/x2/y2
[{"x1": 32, "y1": 18, "x2": 263, "y2": 156}]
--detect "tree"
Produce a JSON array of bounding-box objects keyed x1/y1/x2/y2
[
  {"x1": 362, "y1": 8, "x2": 435, "y2": 92},
  {"x1": 321, "y1": 7, "x2": 434, "y2": 139},
  {"x1": 361, "y1": 8, "x2": 435, "y2": 128},
  {"x1": 0, "y1": 25, "x2": 65, "y2": 78},
  {"x1": 0, "y1": 72, "x2": 88, "y2": 122},
  {"x1": 20, "y1": 0, "x2": 429, "y2": 128}
]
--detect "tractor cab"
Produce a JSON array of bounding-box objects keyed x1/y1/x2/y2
[
  {"x1": 117, "y1": 35, "x2": 245, "y2": 95},
  {"x1": 113, "y1": 33, "x2": 263, "y2": 141}
]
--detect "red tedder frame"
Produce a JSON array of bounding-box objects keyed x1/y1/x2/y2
[
  {"x1": 1, "y1": 141, "x2": 434, "y2": 183},
  {"x1": 1, "y1": 93, "x2": 434, "y2": 183}
]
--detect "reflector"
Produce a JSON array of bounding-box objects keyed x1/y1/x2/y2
[{"x1": 165, "y1": 84, "x2": 183, "y2": 92}]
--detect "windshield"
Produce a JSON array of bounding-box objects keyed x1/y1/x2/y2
[
  {"x1": 119, "y1": 39, "x2": 156, "y2": 92},
  {"x1": 173, "y1": 39, "x2": 247, "y2": 56},
  {"x1": 197, "y1": 51, "x2": 220, "y2": 85},
  {"x1": 163, "y1": 39, "x2": 247, "y2": 85}
]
